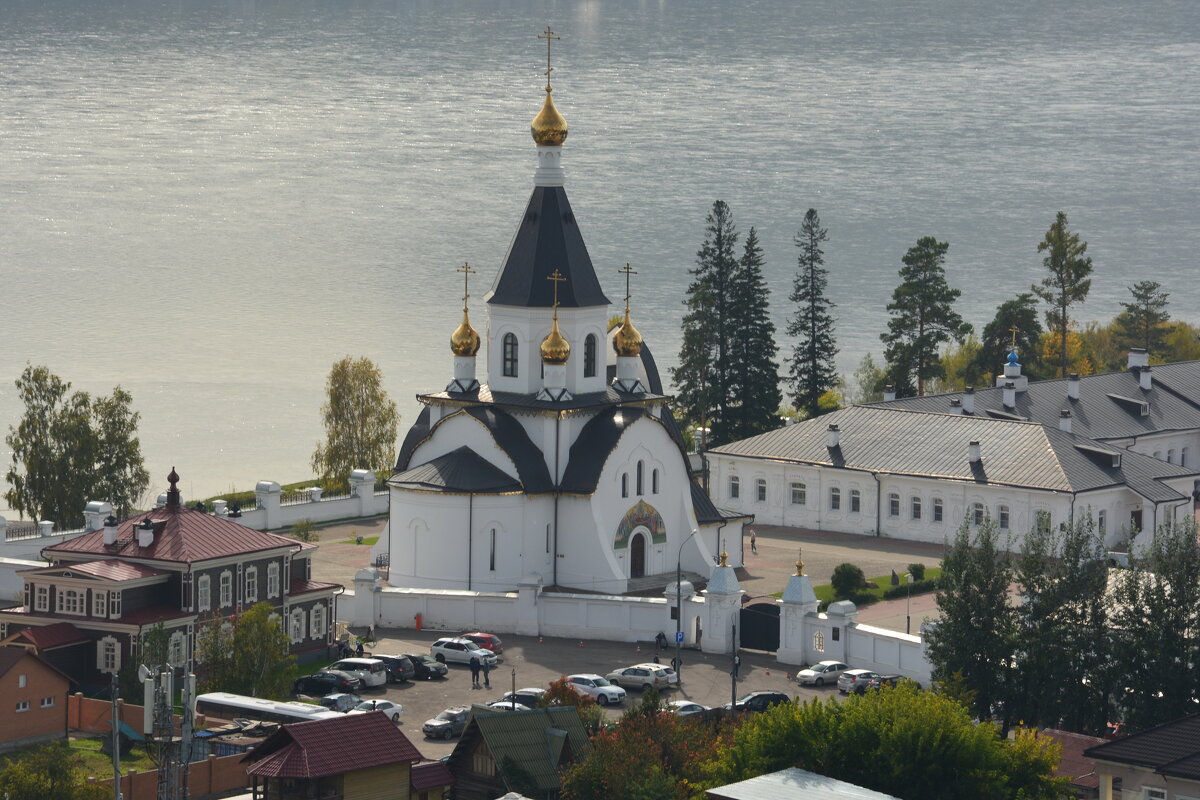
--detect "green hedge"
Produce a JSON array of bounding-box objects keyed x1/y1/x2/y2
[{"x1": 882, "y1": 577, "x2": 939, "y2": 600}]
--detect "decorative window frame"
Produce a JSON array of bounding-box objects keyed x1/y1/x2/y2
[
  {"x1": 998, "y1": 505, "x2": 1010, "y2": 530},
  {"x1": 730, "y1": 476, "x2": 740, "y2": 499},
  {"x1": 34, "y1": 585, "x2": 49, "y2": 613},
  {"x1": 850, "y1": 489, "x2": 861, "y2": 513},
  {"x1": 310, "y1": 604, "x2": 326, "y2": 641},
  {"x1": 755, "y1": 479, "x2": 767, "y2": 503},
  {"x1": 289, "y1": 608, "x2": 305, "y2": 644},
  {"x1": 911, "y1": 496, "x2": 921, "y2": 521},
  {"x1": 169, "y1": 631, "x2": 186, "y2": 667},
  {"x1": 267, "y1": 562, "x2": 280, "y2": 599},
  {"x1": 888, "y1": 493, "x2": 901, "y2": 517},
  {"x1": 219, "y1": 570, "x2": 233, "y2": 608},
  {"x1": 973, "y1": 503, "x2": 986, "y2": 527},
  {"x1": 197, "y1": 575, "x2": 211, "y2": 612},
  {"x1": 93, "y1": 591, "x2": 108, "y2": 619},
  {"x1": 56, "y1": 588, "x2": 85, "y2": 616},
  {"x1": 245, "y1": 566, "x2": 258, "y2": 604},
  {"x1": 830, "y1": 487, "x2": 841, "y2": 511},
  {"x1": 933, "y1": 498, "x2": 944, "y2": 523},
  {"x1": 790, "y1": 482, "x2": 807, "y2": 506},
  {"x1": 98, "y1": 636, "x2": 120, "y2": 674}
]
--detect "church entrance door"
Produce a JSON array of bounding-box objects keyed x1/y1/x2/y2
[{"x1": 631, "y1": 533, "x2": 646, "y2": 579}]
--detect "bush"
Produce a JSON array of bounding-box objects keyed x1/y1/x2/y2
[
  {"x1": 291, "y1": 519, "x2": 317, "y2": 542},
  {"x1": 908, "y1": 562, "x2": 926, "y2": 581},
  {"x1": 882, "y1": 577, "x2": 938, "y2": 600},
  {"x1": 831, "y1": 563, "x2": 866, "y2": 598}
]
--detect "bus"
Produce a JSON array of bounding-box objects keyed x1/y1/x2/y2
[{"x1": 194, "y1": 692, "x2": 342, "y2": 725}]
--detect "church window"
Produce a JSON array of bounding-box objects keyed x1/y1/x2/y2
[
  {"x1": 813, "y1": 630, "x2": 825, "y2": 652},
  {"x1": 755, "y1": 479, "x2": 767, "y2": 503},
  {"x1": 546, "y1": 524, "x2": 551, "y2": 553},
  {"x1": 730, "y1": 476, "x2": 740, "y2": 499},
  {"x1": 584, "y1": 334, "x2": 597, "y2": 378},
  {"x1": 502, "y1": 333, "x2": 519, "y2": 377},
  {"x1": 267, "y1": 563, "x2": 280, "y2": 598},
  {"x1": 973, "y1": 503, "x2": 985, "y2": 526},
  {"x1": 911, "y1": 496, "x2": 921, "y2": 520},
  {"x1": 98, "y1": 637, "x2": 120, "y2": 674},
  {"x1": 1182, "y1": 447, "x2": 1189, "y2": 466},
  {"x1": 637, "y1": 461, "x2": 644, "y2": 495},
  {"x1": 652, "y1": 469, "x2": 659, "y2": 494},
  {"x1": 34, "y1": 585, "x2": 49, "y2": 612},
  {"x1": 490, "y1": 529, "x2": 496, "y2": 571},
  {"x1": 830, "y1": 487, "x2": 841, "y2": 511},
  {"x1": 289, "y1": 608, "x2": 305, "y2": 643},
  {"x1": 622, "y1": 473, "x2": 629, "y2": 498},
  {"x1": 245, "y1": 566, "x2": 258, "y2": 603},
  {"x1": 933, "y1": 498, "x2": 944, "y2": 522},
  {"x1": 850, "y1": 489, "x2": 861, "y2": 513},
  {"x1": 1168, "y1": 448, "x2": 1176, "y2": 464},
  {"x1": 219, "y1": 571, "x2": 233, "y2": 607},
  {"x1": 94, "y1": 591, "x2": 108, "y2": 618},
  {"x1": 790, "y1": 483, "x2": 806, "y2": 506},
  {"x1": 1154, "y1": 450, "x2": 1162, "y2": 460},
  {"x1": 1035, "y1": 510, "x2": 1051, "y2": 534},
  {"x1": 1098, "y1": 510, "x2": 1107, "y2": 536},
  {"x1": 197, "y1": 575, "x2": 211, "y2": 612},
  {"x1": 888, "y1": 493, "x2": 900, "y2": 517},
  {"x1": 998, "y1": 505, "x2": 1010, "y2": 530}
]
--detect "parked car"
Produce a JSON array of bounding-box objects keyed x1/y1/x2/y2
[
  {"x1": 666, "y1": 700, "x2": 710, "y2": 718},
  {"x1": 723, "y1": 691, "x2": 792, "y2": 714},
  {"x1": 463, "y1": 632, "x2": 504, "y2": 654},
  {"x1": 293, "y1": 670, "x2": 362, "y2": 695},
  {"x1": 423, "y1": 706, "x2": 471, "y2": 739},
  {"x1": 498, "y1": 688, "x2": 547, "y2": 709},
  {"x1": 431, "y1": 637, "x2": 499, "y2": 666},
  {"x1": 318, "y1": 692, "x2": 363, "y2": 712},
  {"x1": 641, "y1": 663, "x2": 678, "y2": 686},
  {"x1": 566, "y1": 674, "x2": 626, "y2": 706},
  {"x1": 606, "y1": 664, "x2": 673, "y2": 692},
  {"x1": 373, "y1": 654, "x2": 417, "y2": 683},
  {"x1": 324, "y1": 657, "x2": 389, "y2": 688},
  {"x1": 404, "y1": 653, "x2": 449, "y2": 680},
  {"x1": 348, "y1": 699, "x2": 403, "y2": 722},
  {"x1": 868, "y1": 674, "x2": 921, "y2": 691},
  {"x1": 795, "y1": 660, "x2": 850, "y2": 687},
  {"x1": 838, "y1": 669, "x2": 881, "y2": 695},
  {"x1": 487, "y1": 701, "x2": 527, "y2": 711}
]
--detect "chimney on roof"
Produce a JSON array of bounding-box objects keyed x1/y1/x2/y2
[
  {"x1": 1128, "y1": 348, "x2": 1150, "y2": 370},
  {"x1": 103, "y1": 515, "x2": 119, "y2": 546},
  {"x1": 949, "y1": 399, "x2": 962, "y2": 414},
  {"x1": 1067, "y1": 373, "x2": 1080, "y2": 401},
  {"x1": 826, "y1": 424, "x2": 841, "y2": 449},
  {"x1": 883, "y1": 385, "x2": 896, "y2": 402},
  {"x1": 137, "y1": 518, "x2": 155, "y2": 548},
  {"x1": 968, "y1": 441, "x2": 981, "y2": 464},
  {"x1": 1003, "y1": 381, "x2": 1016, "y2": 409},
  {"x1": 1059, "y1": 409, "x2": 1073, "y2": 434},
  {"x1": 962, "y1": 387, "x2": 975, "y2": 415},
  {"x1": 1139, "y1": 366, "x2": 1153, "y2": 391}
]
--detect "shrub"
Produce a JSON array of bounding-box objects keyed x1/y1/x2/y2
[
  {"x1": 291, "y1": 519, "x2": 317, "y2": 542},
  {"x1": 882, "y1": 577, "x2": 938, "y2": 600},
  {"x1": 831, "y1": 563, "x2": 866, "y2": 598},
  {"x1": 908, "y1": 562, "x2": 926, "y2": 581}
]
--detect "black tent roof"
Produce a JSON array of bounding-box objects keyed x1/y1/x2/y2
[{"x1": 389, "y1": 446, "x2": 522, "y2": 494}]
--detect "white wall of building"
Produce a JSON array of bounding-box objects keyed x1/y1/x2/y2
[{"x1": 486, "y1": 304, "x2": 610, "y2": 396}]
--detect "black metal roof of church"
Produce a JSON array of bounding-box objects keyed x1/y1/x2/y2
[
  {"x1": 486, "y1": 185, "x2": 611, "y2": 308},
  {"x1": 389, "y1": 446, "x2": 523, "y2": 494}
]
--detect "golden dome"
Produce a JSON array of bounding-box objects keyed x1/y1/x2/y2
[
  {"x1": 450, "y1": 308, "x2": 481, "y2": 357},
  {"x1": 531, "y1": 89, "x2": 568, "y2": 147},
  {"x1": 540, "y1": 315, "x2": 571, "y2": 364},
  {"x1": 613, "y1": 308, "x2": 643, "y2": 357}
]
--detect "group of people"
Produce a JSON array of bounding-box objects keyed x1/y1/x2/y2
[{"x1": 469, "y1": 654, "x2": 491, "y2": 688}]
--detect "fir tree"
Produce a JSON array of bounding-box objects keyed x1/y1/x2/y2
[
  {"x1": 672, "y1": 201, "x2": 739, "y2": 447},
  {"x1": 786, "y1": 209, "x2": 838, "y2": 417},
  {"x1": 1113, "y1": 280, "x2": 1170, "y2": 358},
  {"x1": 1032, "y1": 211, "x2": 1093, "y2": 378},
  {"x1": 723, "y1": 227, "x2": 782, "y2": 440},
  {"x1": 880, "y1": 237, "x2": 971, "y2": 396}
]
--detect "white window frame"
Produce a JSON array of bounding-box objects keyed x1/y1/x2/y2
[
  {"x1": 755, "y1": 479, "x2": 767, "y2": 503},
  {"x1": 219, "y1": 570, "x2": 233, "y2": 608},
  {"x1": 245, "y1": 566, "x2": 258, "y2": 603},
  {"x1": 1144, "y1": 789, "x2": 1167, "y2": 800},
  {"x1": 15, "y1": 700, "x2": 29, "y2": 713},
  {"x1": 888, "y1": 493, "x2": 900, "y2": 517},
  {"x1": 93, "y1": 591, "x2": 108, "y2": 618},
  {"x1": 57, "y1": 588, "x2": 84, "y2": 616},
  {"x1": 310, "y1": 604, "x2": 326, "y2": 640},
  {"x1": 98, "y1": 636, "x2": 120, "y2": 674},
  {"x1": 829, "y1": 487, "x2": 841, "y2": 511},
  {"x1": 998, "y1": 505, "x2": 1010, "y2": 530},
  {"x1": 197, "y1": 575, "x2": 211, "y2": 612},
  {"x1": 1098, "y1": 510, "x2": 1107, "y2": 536},
  {"x1": 169, "y1": 631, "x2": 186, "y2": 667},
  {"x1": 110, "y1": 590, "x2": 121, "y2": 619},
  {"x1": 267, "y1": 563, "x2": 280, "y2": 599},
  {"x1": 40, "y1": 696, "x2": 55, "y2": 708},
  {"x1": 34, "y1": 585, "x2": 49, "y2": 613},
  {"x1": 1035, "y1": 509, "x2": 1052, "y2": 534},
  {"x1": 289, "y1": 608, "x2": 305, "y2": 644},
  {"x1": 973, "y1": 503, "x2": 985, "y2": 526},
  {"x1": 933, "y1": 498, "x2": 944, "y2": 522},
  {"x1": 911, "y1": 496, "x2": 921, "y2": 520},
  {"x1": 730, "y1": 476, "x2": 740, "y2": 499},
  {"x1": 813, "y1": 630, "x2": 825, "y2": 652},
  {"x1": 850, "y1": 489, "x2": 861, "y2": 513},
  {"x1": 790, "y1": 482, "x2": 807, "y2": 506},
  {"x1": 1182, "y1": 446, "x2": 1189, "y2": 467},
  {"x1": 1168, "y1": 448, "x2": 1176, "y2": 465}
]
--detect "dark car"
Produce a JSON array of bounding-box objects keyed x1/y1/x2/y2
[
  {"x1": 293, "y1": 670, "x2": 362, "y2": 695},
  {"x1": 422, "y1": 706, "x2": 471, "y2": 740},
  {"x1": 724, "y1": 691, "x2": 791, "y2": 714},
  {"x1": 404, "y1": 653, "x2": 449, "y2": 680},
  {"x1": 374, "y1": 654, "x2": 417, "y2": 683}
]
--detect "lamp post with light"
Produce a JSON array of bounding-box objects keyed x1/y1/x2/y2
[{"x1": 675, "y1": 528, "x2": 699, "y2": 684}]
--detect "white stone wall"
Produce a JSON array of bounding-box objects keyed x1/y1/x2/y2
[{"x1": 486, "y1": 304, "x2": 610, "y2": 396}]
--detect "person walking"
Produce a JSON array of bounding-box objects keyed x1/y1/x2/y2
[
  {"x1": 733, "y1": 654, "x2": 741, "y2": 679},
  {"x1": 482, "y1": 657, "x2": 492, "y2": 689},
  {"x1": 750, "y1": 530, "x2": 757, "y2": 554},
  {"x1": 469, "y1": 655, "x2": 481, "y2": 688}
]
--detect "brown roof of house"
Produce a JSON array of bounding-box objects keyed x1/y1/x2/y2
[
  {"x1": 1040, "y1": 729, "x2": 1105, "y2": 790},
  {"x1": 1085, "y1": 714, "x2": 1200, "y2": 780},
  {"x1": 288, "y1": 579, "x2": 341, "y2": 597},
  {"x1": 21, "y1": 559, "x2": 168, "y2": 582},
  {"x1": 44, "y1": 504, "x2": 302, "y2": 565},
  {"x1": 2, "y1": 605, "x2": 193, "y2": 627},
  {"x1": 0, "y1": 645, "x2": 75, "y2": 684},
  {"x1": 243, "y1": 711, "x2": 422, "y2": 778},
  {"x1": 411, "y1": 761, "x2": 455, "y2": 791},
  {"x1": 3, "y1": 622, "x2": 91, "y2": 651}
]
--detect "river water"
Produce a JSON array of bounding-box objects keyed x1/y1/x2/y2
[{"x1": 2, "y1": 0, "x2": 1198, "y2": 509}]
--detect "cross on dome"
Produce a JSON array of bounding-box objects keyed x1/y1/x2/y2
[
  {"x1": 540, "y1": 269, "x2": 571, "y2": 364},
  {"x1": 614, "y1": 263, "x2": 643, "y2": 358},
  {"x1": 538, "y1": 25, "x2": 560, "y2": 92},
  {"x1": 450, "y1": 261, "x2": 481, "y2": 357}
]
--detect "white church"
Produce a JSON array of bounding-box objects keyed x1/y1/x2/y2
[{"x1": 372, "y1": 65, "x2": 746, "y2": 596}]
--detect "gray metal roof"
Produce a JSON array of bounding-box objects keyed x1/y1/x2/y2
[
  {"x1": 709, "y1": 405, "x2": 1197, "y2": 499},
  {"x1": 706, "y1": 767, "x2": 901, "y2": 800}
]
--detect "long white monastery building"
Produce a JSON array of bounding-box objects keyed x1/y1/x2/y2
[{"x1": 373, "y1": 72, "x2": 746, "y2": 595}]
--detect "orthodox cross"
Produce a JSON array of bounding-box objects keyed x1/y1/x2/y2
[
  {"x1": 456, "y1": 262, "x2": 477, "y2": 311},
  {"x1": 618, "y1": 262, "x2": 638, "y2": 313},
  {"x1": 547, "y1": 268, "x2": 567, "y2": 317},
  {"x1": 1009, "y1": 324, "x2": 1019, "y2": 350},
  {"x1": 538, "y1": 26, "x2": 560, "y2": 90}
]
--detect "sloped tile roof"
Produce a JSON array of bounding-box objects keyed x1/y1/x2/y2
[
  {"x1": 0, "y1": 646, "x2": 74, "y2": 684},
  {"x1": 1039, "y1": 729, "x2": 1105, "y2": 790},
  {"x1": 389, "y1": 446, "x2": 522, "y2": 494},
  {"x1": 287, "y1": 579, "x2": 341, "y2": 597},
  {"x1": 44, "y1": 504, "x2": 301, "y2": 564},
  {"x1": 243, "y1": 710, "x2": 421, "y2": 778},
  {"x1": 1085, "y1": 713, "x2": 1200, "y2": 780},
  {"x1": 21, "y1": 559, "x2": 167, "y2": 582},
  {"x1": 709, "y1": 405, "x2": 1197, "y2": 497},
  {"x1": 3, "y1": 621, "x2": 89, "y2": 651},
  {"x1": 411, "y1": 761, "x2": 455, "y2": 791},
  {"x1": 452, "y1": 706, "x2": 590, "y2": 792}
]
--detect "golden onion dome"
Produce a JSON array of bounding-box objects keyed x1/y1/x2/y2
[
  {"x1": 540, "y1": 315, "x2": 571, "y2": 364},
  {"x1": 613, "y1": 308, "x2": 643, "y2": 357},
  {"x1": 531, "y1": 89, "x2": 568, "y2": 147},
  {"x1": 450, "y1": 308, "x2": 481, "y2": 357}
]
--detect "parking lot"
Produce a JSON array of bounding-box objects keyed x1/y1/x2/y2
[{"x1": 310, "y1": 628, "x2": 842, "y2": 759}]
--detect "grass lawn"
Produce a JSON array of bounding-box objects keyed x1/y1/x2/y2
[
  {"x1": 341, "y1": 535, "x2": 379, "y2": 546},
  {"x1": 68, "y1": 736, "x2": 158, "y2": 776},
  {"x1": 774, "y1": 568, "x2": 942, "y2": 604}
]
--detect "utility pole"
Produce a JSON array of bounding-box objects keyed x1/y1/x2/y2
[
  {"x1": 730, "y1": 622, "x2": 738, "y2": 709},
  {"x1": 111, "y1": 671, "x2": 122, "y2": 800}
]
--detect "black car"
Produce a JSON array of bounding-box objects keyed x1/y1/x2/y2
[
  {"x1": 422, "y1": 706, "x2": 470, "y2": 740},
  {"x1": 404, "y1": 653, "x2": 449, "y2": 680},
  {"x1": 374, "y1": 654, "x2": 417, "y2": 683},
  {"x1": 293, "y1": 670, "x2": 362, "y2": 695},
  {"x1": 725, "y1": 691, "x2": 792, "y2": 714}
]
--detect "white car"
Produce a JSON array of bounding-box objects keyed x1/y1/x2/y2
[
  {"x1": 431, "y1": 637, "x2": 499, "y2": 666},
  {"x1": 795, "y1": 660, "x2": 850, "y2": 687},
  {"x1": 487, "y1": 701, "x2": 527, "y2": 711},
  {"x1": 347, "y1": 699, "x2": 403, "y2": 722},
  {"x1": 666, "y1": 700, "x2": 710, "y2": 718},
  {"x1": 498, "y1": 688, "x2": 546, "y2": 709},
  {"x1": 566, "y1": 673, "x2": 626, "y2": 706},
  {"x1": 606, "y1": 664, "x2": 674, "y2": 691}
]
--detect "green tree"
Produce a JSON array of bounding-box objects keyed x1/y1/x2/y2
[
  {"x1": 195, "y1": 602, "x2": 295, "y2": 698},
  {"x1": 119, "y1": 620, "x2": 170, "y2": 700},
  {"x1": 1032, "y1": 211, "x2": 1094, "y2": 378},
  {"x1": 966, "y1": 293, "x2": 1044, "y2": 385},
  {"x1": 724, "y1": 227, "x2": 782, "y2": 440},
  {"x1": 787, "y1": 209, "x2": 838, "y2": 417},
  {"x1": 1113, "y1": 280, "x2": 1170, "y2": 358},
  {"x1": 830, "y1": 563, "x2": 865, "y2": 599},
  {"x1": 0, "y1": 742, "x2": 109, "y2": 800},
  {"x1": 926, "y1": 516, "x2": 1016, "y2": 726},
  {"x1": 672, "y1": 201, "x2": 740, "y2": 447},
  {"x1": 311, "y1": 356, "x2": 400, "y2": 491},
  {"x1": 880, "y1": 237, "x2": 971, "y2": 396},
  {"x1": 843, "y1": 353, "x2": 886, "y2": 405},
  {"x1": 5, "y1": 365, "x2": 148, "y2": 528},
  {"x1": 194, "y1": 614, "x2": 235, "y2": 694}
]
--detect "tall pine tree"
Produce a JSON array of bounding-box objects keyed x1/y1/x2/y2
[
  {"x1": 1032, "y1": 211, "x2": 1093, "y2": 378},
  {"x1": 1113, "y1": 280, "x2": 1170, "y2": 358},
  {"x1": 672, "y1": 201, "x2": 739, "y2": 447},
  {"x1": 966, "y1": 292, "x2": 1043, "y2": 386},
  {"x1": 724, "y1": 227, "x2": 782, "y2": 441},
  {"x1": 787, "y1": 209, "x2": 838, "y2": 417},
  {"x1": 880, "y1": 237, "x2": 971, "y2": 397}
]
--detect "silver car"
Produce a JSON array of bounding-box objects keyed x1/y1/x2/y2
[
  {"x1": 795, "y1": 660, "x2": 849, "y2": 687},
  {"x1": 606, "y1": 664, "x2": 673, "y2": 691},
  {"x1": 431, "y1": 637, "x2": 498, "y2": 666},
  {"x1": 838, "y1": 669, "x2": 881, "y2": 694}
]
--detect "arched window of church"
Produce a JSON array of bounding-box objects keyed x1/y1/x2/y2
[
  {"x1": 636, "y1": 461, "x2": 644, "y2": 495},
  {"x1": 998, "y1": 505, "x2": 1010, "y2": 529},
  {"x1": 503, "y1": 333, "x2": 519, "y2": 377},
  {"x1": 755, "y1": 479, "x2": 767, "y2": 503},
  {"x1": 1168, "y1": 448, "x2": 1176, "y2": 464},
  {"x1": 973, "y1": 503, "x2": 986, "y2": 527},
  {"x1": 652, "y1": 469, "x2": 659, "y2": 494},
  {"x1": 622, "y1": 473, "x2": 629, "y2": 498},
  {"x1": 546, "y1": 524, "x2": 551, "y2": 553},
  {"x1": 730, "y1": 476, "x2": 740, "y2": 499},
  {"x1": 584, "y1": 334, "x2": 597, "y2": 378},
  {"x1": 490, "y1": 529, "x2": 497, "y2": 571}
]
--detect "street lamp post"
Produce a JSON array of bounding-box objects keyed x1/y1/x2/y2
[
  {"x1": 905, "y1": 572, "x2": 913, "y2": 635},
  {"x1": 675, "y1": 528, "x2": 699, "y2": 685}
]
